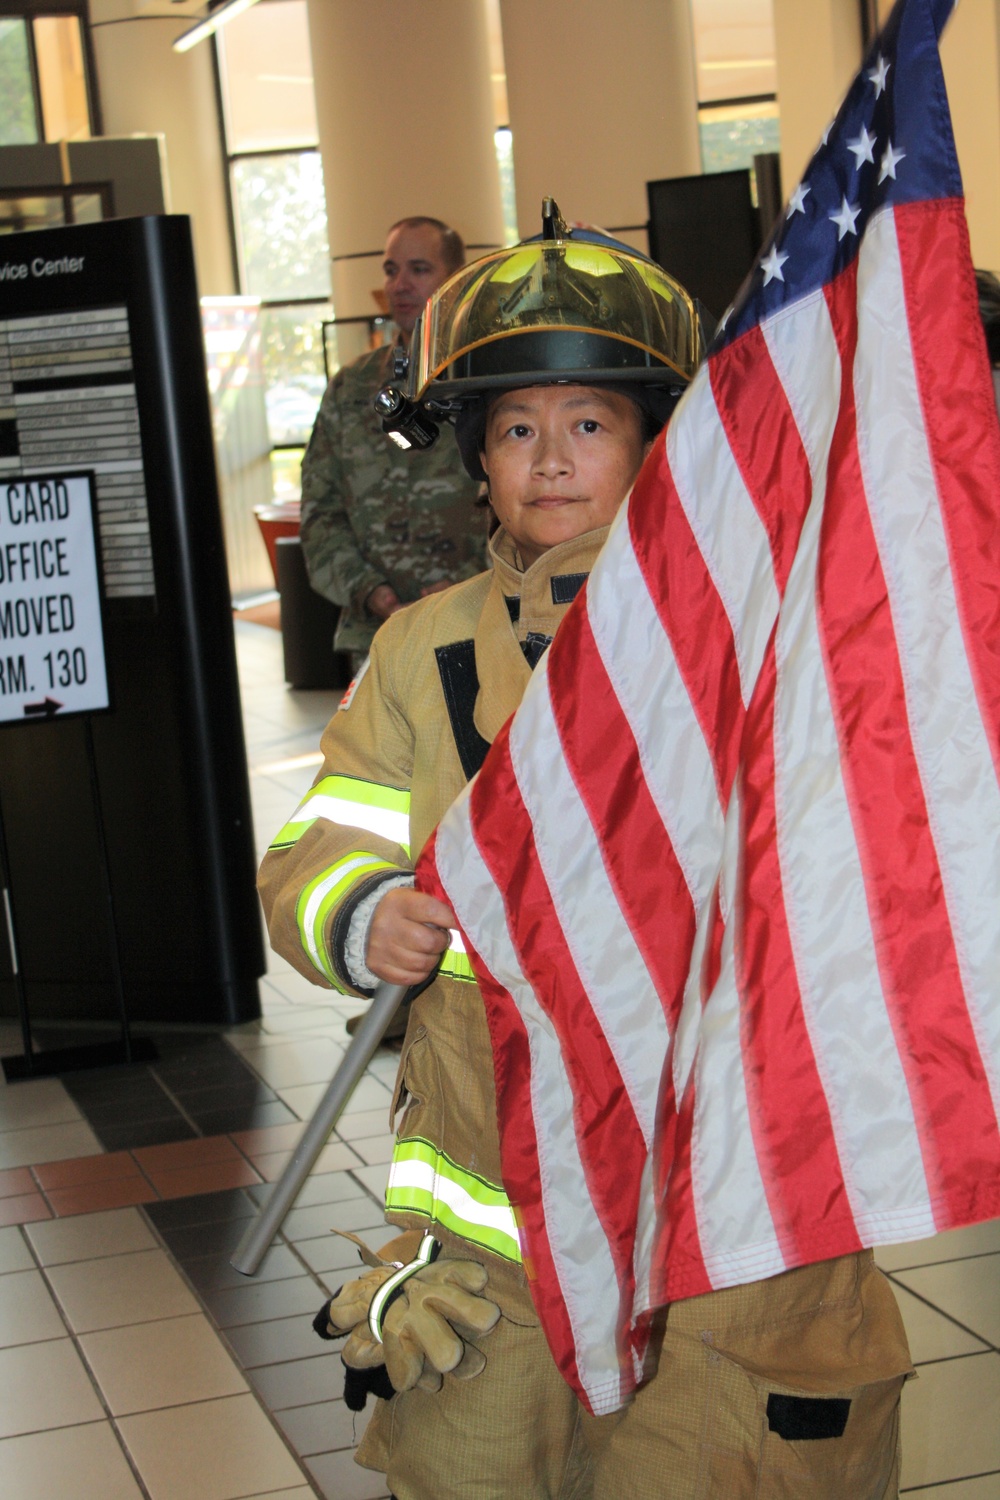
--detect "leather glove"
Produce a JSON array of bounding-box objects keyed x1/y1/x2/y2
[
  {"x1": 344, "y1": 1252, "x2": 501, "y2": 1392},
  {"x1": 319, "y1": 1233, "x2": 501, "y2": 1393}
]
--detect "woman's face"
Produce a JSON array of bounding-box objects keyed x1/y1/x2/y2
[{"x1": 480, "y1": 384, "x2": 651, "y2": 566}]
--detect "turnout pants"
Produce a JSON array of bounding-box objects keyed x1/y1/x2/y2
[{"x1": 356, "y1": 1250, "x2": 912, "y2": 1500}]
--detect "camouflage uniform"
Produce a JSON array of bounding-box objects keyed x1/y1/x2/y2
[{"x1": 300, "y1": 342, "x2": 487, "y2": 656}]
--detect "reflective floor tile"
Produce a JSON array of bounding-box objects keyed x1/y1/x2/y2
[
  {"x1": 118, "y1": 1391, "x2": 306, "y2": 1500},
  {"x1": 182, "y1": 1242, "x2": 302, "y2": 1295},
  {"x1": 47, "y1": 1247, "x2": 200, "y2": 1332},
  {"x1": 0, "y1": 1268, "x2": 68, "y2": 1347},
  {"x1": 892, "y1": 1283, "x2": 990, "y2": 1364},
  {"x1": 239, "y1": 1040, "x2": 345, "y2": 1092},
  {"x1": 226, "y1": 1311, "x2": 338, "y2": 1368},
  {"x1": 894, "y1": 1255, "x2": 1000, "y2": 1348},
  {"x1": 900, "y1": 1352, "x2": 1000, "y2": 1489},
  {"x1": 276, "y1": 1396, "x2": 371, "y2": 1456},
  {"x1": 0, "y1": 1078, "x2": 81, "y2": 1131},
  {"x1": 876, "y1": 1219, "x2": 1000, "y2": 1274},
  {"x1": 0, "y1": 1421, "x2": 143, "y2": 1499},
  {"x1": 334, "y1": 1109, "x2": 397, "y2": 1142},
  {"x1": 80, "y1": 1313, "x2": 248, "y2": 1414},
  {"x1": 0, "y1": 1121, "x2": 103, "y2": 1170},
  {"x1": 902, "y1": 1475, "x2": 1000, "y2": 1497},
  {"x1": 204, "y1": 1274, "x2": 324, "y2": 1329},
  {"x1": 0, "y1": 1339, "x2": 104, "y2": 1436},
  {"x1": 306, "y1": 1448, "x2": 390, "y2": 1500},
  {"x1": 0, "y1": 1225, "x2": 33, "y2": 1275},
  {"x1": 246, "y1": 1168, "x2": 368, "y2": 1212},
  {"x1": 250, "y1": 1353, "x2": 348, "y2": 1411},
  {"x1": 281, "y1": 1198, "x2": 387, "y2": 1244}
]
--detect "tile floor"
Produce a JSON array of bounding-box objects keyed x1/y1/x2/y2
[{"x1": 0, "y1": 619, "x2": 996, "y2": 1497}]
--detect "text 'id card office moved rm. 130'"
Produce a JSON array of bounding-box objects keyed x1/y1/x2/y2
[{"x1": 0, "y1": 472, "x2": 109, "y2": 725}]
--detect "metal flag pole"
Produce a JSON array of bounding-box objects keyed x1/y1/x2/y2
[{"x1": 230, "y1": 980, "x2": 407, "y2": 1277}]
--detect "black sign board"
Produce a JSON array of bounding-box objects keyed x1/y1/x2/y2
[{"x1": 0, "y1": 217, "x2": 263, "y2": 1029}]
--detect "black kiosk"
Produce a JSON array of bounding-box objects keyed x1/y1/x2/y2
[{"x1": 0, "y1": 216, "x2": 264, "y2": 1063}]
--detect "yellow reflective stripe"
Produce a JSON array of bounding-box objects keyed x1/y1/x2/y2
[
  {"x1": 437, "y1": 928, "x2": 477, "y2": 983},
  {"x1": 271, "y1": 775, "x2": 411, "y2": 855},
  {"x1": 386, "y1": 1137, "x2": 522, "y2": 1264},
  {"x1": 296, "y1": 851, "x2": 396, "y2": 987}
]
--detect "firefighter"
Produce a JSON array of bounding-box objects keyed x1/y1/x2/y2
[{"x1": 258, "y1": 203, "x2": 911, "y2": 1499}]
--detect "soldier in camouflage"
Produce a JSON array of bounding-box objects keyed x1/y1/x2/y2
[{"x1": 300, "y1": 218, "x2": 487, "y2": 661}]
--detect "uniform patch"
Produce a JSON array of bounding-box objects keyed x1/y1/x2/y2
[
  {"x1": 766, "y1": 1393, "x2": 851, "y2": 1441},
  {"x1": 338, "y1": 656, "x2": 370, "y2": 711}
]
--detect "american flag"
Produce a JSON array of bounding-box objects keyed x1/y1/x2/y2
[{"x1": 418, "y1": 0, "x2": 1000, "y2": 1417}]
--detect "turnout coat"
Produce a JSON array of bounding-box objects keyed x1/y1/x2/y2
[{"x1": 258, "y1": 524, "x2": 608, "y2": 1322}]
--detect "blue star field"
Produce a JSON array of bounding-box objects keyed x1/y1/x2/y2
[{"x1": 714, "y1": 0, "x2": 962, "y2": 351}]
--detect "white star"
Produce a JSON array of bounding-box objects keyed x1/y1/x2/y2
[
  {"x1": 867, "y1": 54, "x2": 890, "y2": 97},
  {"x1": 760, "y1": 245, "x2": 789, "y2": 285},
  {"x1": 829, "y1": 197, "x2": 861, "y2": 240},
  {"x1": 786, "y1": 183, "x2": 811, "y2": 218},
  {"x1": 822, "y1": 122, "x2": 833, "y2": 146},
  {"x1": 718, "y1": 308, "x2": 732, "y2": 332},
  {"x1": 879, "y1": 140, "x2": 906, "y2": 183},
  {"x1": 847, "y1": 124, "x2": 877, "y2": 169}
]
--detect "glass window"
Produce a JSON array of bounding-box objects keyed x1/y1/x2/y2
[
  {"x1": 260, "y1": 301, "x2": 331, "y2": 446},
  {"x1": 699, "y1": 100, "x2": 781, "y2": 176},
  {"x1": 71, "y1": 191, "x2": 104, "y2": 224},
  {"x1": 34, "y1": 15, "x2": 89, "y2": 142},
  {"x1": 231, "y1": 151, "x2": 331, "y2": 301},
  {"x1": 216, "y1": 0, "x2": 318, "y2": 153},
  {"x1": 0, "y1": 195, "x2": 64, "y2": 234},
  {"x1": 0, "y1": 19, "x2": 39, "y2": 146}
]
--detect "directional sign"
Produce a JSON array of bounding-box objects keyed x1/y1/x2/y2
[{"x1": 0, "y1": 471, "x2": 109, "y2": 725}]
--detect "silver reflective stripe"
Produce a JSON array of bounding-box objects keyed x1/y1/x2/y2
[
  {"x1": 295, "y1": 792, "x2": 410, "y2": 850},
  {"x1": 386, "y1": 1139, "x2": 522, "y2": 1263}
]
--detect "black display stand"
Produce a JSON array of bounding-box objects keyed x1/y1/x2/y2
[{"x1": 0, "y1": 217, "x2": 265, "y2": 1030}]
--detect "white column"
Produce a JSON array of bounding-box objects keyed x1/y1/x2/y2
[
  {"x1": 306, "y1": 0, "x2": 505, "y2": 318},
  {"x1": 498, "y1": 0, "x2": 701, "y2": 256},
  {"x1": 772, "y1": 0, "x2": 862, "y2": 195},
  {"x1": 938, "y1": 0, "x2": 1000, "y2": 271},
  {"x1": 86, "y1": 0, "x2": 235, "y2": 295}
]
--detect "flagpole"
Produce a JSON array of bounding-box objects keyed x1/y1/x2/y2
[{"x1": 230, "y1": 981, "x2": 407, "y2": 1277}]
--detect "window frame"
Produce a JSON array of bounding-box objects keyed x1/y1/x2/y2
[{"x1": 0, "y1": 2, "x2": 101, "y2": 139}]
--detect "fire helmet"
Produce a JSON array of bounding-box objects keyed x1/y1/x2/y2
[{"x1": 375, "y1": 198, "x2": 705, "y2": 478}]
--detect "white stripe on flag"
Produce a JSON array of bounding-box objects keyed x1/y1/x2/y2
[
  {"x1": 667, "y1": 367, "x2": 781, "y2": 706},
  {"x1": 690, "y1": 786, "x2": 787, "y2": 1286},
  {"x1": 507, "y1": 652, "x2": 669, "y2": 1144},
  {"x1": 763, "y1": 291, "x2": 937, "y2": 1238},
  {"x1": 434, "y1": 788, "x2": 624, "y2": 1414},
  {"x1": 855, "y1": 210, "x2": 1000, "y2": 1116},
  {"x1": 588, "y1": 504, "x2": 724, "y2": 916}
]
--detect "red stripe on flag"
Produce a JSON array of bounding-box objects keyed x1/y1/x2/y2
[
  {"x1": 895, "y1": 200, "x2": 1000, "y2": 786},
  {"x1": 736, "y1": 660, "x2": 863, "y2": 1262},
  {"x1": 418, "y1": 827, "x2": 589, "y2": 1402},
  {"x1": 467, "y1": 728, "x2": 650, "y2": 1398},
  {"x1": 628, "y1": 437, "x2": 745, "y2": 802},
  {"x1": 546, "y1": 602, "x2": 695, "y2": 1028},
  {"x1": 709, "y1": 326, "x2": 813, "y2": 594},
  {"x1": 819, "y1": 265, "x2": 1000, "y2": 1226},
  {"x1": 651, "y1": 1071, "x2": 713, "y2": 1303}
]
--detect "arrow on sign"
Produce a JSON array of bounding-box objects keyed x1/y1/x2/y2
[{"x1": 23, "y1": 697, "x2": 63, "y2": 718}]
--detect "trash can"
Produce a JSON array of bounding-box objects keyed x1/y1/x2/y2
[{"x1": 276, "y1": 537, "x2": 353, "y2": 690}]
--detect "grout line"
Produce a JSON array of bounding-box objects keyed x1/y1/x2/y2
[
  {"x1": 18, "y1": 1223, "x2": 156, "y2": 1500},
  {"x1": 138, "y1": 1200, "x2": 326, "y2": 1496},
  {"x1": 900, "y1": 1468, "x2": 1000, "y2": 1492},
  {"x1": 887, "y1": 1271, "x2": 1000, "y2": 1354}
]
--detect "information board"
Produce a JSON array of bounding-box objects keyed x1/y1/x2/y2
[
  {"x1": 0, "y1": 471, "x2": 107, "y2": 724},
  {"x1": 0, "y1": 307, "x2": 154, "y2": 599}
]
